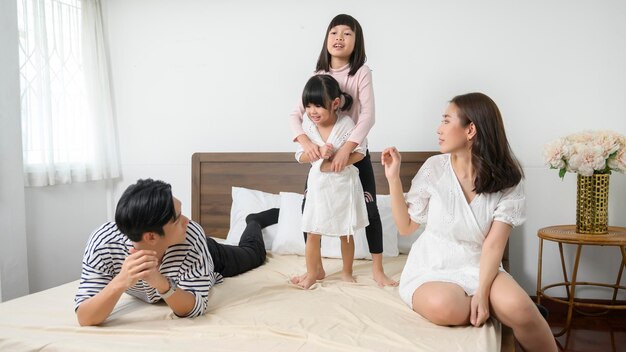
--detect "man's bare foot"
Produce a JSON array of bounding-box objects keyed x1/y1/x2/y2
[
  {"x1": 373, "y1": 270, "x2": 399, "y2": 288},
  {"x1": 341, "y1": 272, "x2": 356, "y2": 283},
  {"x1": 290, "y1": 267, "x2": 325, "y2": 286}
]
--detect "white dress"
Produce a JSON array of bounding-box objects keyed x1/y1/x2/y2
[
  {"x1": 398, "y1": 154, "x2": 525, "y2": 308},
  {"x1": 296, "y1": 115, "x2": 369, "y2": 237}
]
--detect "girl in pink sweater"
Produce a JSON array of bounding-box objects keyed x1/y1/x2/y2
[{"x1": 289, "y1": 14, "x2": 397, "y2": 288}]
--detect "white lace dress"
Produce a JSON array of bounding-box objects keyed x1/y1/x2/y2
[
  {"x1": 296, "y1": 115, "x2": 369, "y2": 237},
  {"x1": 398, "y1": 154, "x2": 525, "y2": 308}
]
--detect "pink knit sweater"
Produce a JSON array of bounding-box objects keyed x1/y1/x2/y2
[{"x1": 289, "y1": 64, "x2": 375, "y2": 145}]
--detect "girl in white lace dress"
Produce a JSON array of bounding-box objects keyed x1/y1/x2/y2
[
  {"x1": 293, "y1": 75, "x2": 369, "y2": 289},
  {"x1": 382, "y1": 93, "x2": 557, "y2": 352}
]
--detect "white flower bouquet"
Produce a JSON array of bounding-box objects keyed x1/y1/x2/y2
[{"x1": 544, "y1": 130, "x2": 626, "y2": 178}]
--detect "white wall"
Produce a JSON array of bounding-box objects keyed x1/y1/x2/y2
[
  {"x1": 109, "y1": 0, "x2": 626, "y2": 299},
  {"x1": 0, "y1": 0, "x2": 30, "y2": 301},
  {"x1": 100, "y1": 0, "x2": 626, "y2": 299},
  {"x1": 24, "y1": 182, "x2": 110, "y2": 293},
  {"x1": 16, "y1": 0, "x2": 625, "y2": 298}
]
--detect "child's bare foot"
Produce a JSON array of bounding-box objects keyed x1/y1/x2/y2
[
  {"x1": 341, "y1": 271, "x2": 356, "y2": 283},
  {"x1": 373, "y1": 270, "x2": 398, "y2": 287},
  {"x1": 290, "y1": 267, "x2": 325, "y2": 286},
  {"x1": 296, "y1": 274, "x2": 318, "y2": 289}
]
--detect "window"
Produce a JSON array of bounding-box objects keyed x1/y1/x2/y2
[{"x1": 17, "y1": 0, "x2": 120, "y2": 186}]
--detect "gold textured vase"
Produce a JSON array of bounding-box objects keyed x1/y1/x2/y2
[{"x1": 576, "y1": 174, "x2": 609, "y2": 234}]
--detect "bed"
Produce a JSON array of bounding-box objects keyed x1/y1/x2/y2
[{"x1": 0, "y1": 151, "x2": 513, "y2": 351}]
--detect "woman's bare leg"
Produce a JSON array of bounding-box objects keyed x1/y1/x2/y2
[
  {"x1": 489, "y1": 272, "x2": 557, "y2": 352},
  {"x1": 411, "y1": 282, "x2": 471, "y2": 326}
]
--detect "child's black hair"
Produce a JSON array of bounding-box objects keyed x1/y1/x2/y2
[{"x1": 301, "y1": 74, "x2": 353, "y2": 111}]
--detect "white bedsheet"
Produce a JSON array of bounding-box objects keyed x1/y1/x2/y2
[{"x1": 0, "y1": 253, "x2": 500, "y2": 351}]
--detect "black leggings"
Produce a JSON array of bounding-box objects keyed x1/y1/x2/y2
[
  {"x1": 302, "y1": 150, "x2": 383, "y2": 254},
  {"x1": 206, "y1": 222, "x2": 266, "y2": 277}
]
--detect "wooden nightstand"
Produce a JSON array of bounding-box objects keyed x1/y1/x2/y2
[{"x1": 536, "y1": 225, "x2": 626, "y2": 336}]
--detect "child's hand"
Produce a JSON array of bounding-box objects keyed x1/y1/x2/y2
[
  {"x1": 381, "y1": 147, "x2": 402, "y2": 179},
  {"x1": 330, "y1": 147, "x2": 350, "y2": 172},
  {"x1": 319, "y1": 143, "x2": 334, "y2": 160}
]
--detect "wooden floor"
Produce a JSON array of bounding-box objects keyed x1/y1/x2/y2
[{"x1": 515, "y1": 300, "x2": 626, "y2": 352}]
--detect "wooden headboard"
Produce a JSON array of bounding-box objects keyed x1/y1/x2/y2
[
  {"x1": 190, "y1": 151, "x2": 509, "y2": 270},
  {"x1": 191, "y1": 152, "x2": 436, "y2": 238}
]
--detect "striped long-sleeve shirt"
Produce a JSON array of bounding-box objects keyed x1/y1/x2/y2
[{"x1": 74, "y1": 220, "x2": 223, "y2": 318}]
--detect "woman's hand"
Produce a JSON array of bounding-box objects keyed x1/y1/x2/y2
[
  {"x1": 330, "y1": 146, "x2": 350, "y2": 172},
  {"x1": 297, "y1": 135, "x2": 321, "y2": 161},
  {"x1": 381, "y1": 147, "x2": 402, "y2": 180},
  {"x1": 470, "y1": 292, "x2": 490, "y2": 327}
]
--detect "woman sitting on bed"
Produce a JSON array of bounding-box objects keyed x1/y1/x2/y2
[
  {"x1": 381, "y1": 93, "x2": 557, "y2": 352},
  {"x1": 74, "y1": 179, "x2": 278, "y2": 326}
]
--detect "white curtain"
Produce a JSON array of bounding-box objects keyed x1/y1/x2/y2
[{"x1": 17, "y1": 0, "x2": 120, "y2": 186}]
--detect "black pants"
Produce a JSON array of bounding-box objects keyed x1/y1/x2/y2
[
  {"x1": 302, "y1": 150, "x2": 383, "y2": 254},
  {"x1": 206, "y1": 222, "x2": 266, "y2": 277}
]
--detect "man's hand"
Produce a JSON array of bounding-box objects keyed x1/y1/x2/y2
[
  {"x1": 116, "y1": 248, "x2": 159, "y2": 289},
  {"x1": 76, "y1": 247, "x2": 159, "y2": 327}
]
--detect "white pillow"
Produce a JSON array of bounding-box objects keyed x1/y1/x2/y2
[
  {"x1": 226, "y1": 187, "x2": 281, "y2": 249},
  {"x1": 272, "y1": 192, "x2": 397, "y2": 259},
  {"x1": 321, "y1": 232, "x2": 370, "y2": 259},
  {"x1": 271, "y1": 192, "x2": 306, "y2": 255},
  {"x1": 397, "y1": 227, "x2": 425, "y2": 254}
]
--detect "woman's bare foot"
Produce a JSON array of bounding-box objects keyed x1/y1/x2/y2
[
  {"x1": 373, "y1": 270, "x2": 398, "y2": 288},
  {"x1": 341, "y1": 271, "x2": 356, "y2": 283}
]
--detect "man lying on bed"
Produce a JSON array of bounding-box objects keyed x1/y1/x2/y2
[{"x1": 74, "y1": 178, "x2": 279, "y2": 326}]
